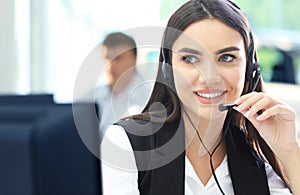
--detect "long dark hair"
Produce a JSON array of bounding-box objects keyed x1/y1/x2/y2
[{"x1": 130, "y1": 0, "x2": 289, "y2": 187}]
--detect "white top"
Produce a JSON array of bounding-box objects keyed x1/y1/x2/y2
[
  {"x1": 101, "y1": 125, "x2": 292, "y2": 195},
  {"x1": 95, "y1": 72, "x2": 152, "y2": 133}
]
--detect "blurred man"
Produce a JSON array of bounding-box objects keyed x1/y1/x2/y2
[{"x1": 95, "y1": 32, "x2": 152, "y2": 135}]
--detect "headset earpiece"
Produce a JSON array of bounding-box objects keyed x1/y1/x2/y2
[
  {"x1": 161, "y1": 47, "x2": 173, "y2": 85},
  {"x1": 246, "y1": 32, "x2": 261, "y2": 92},
  {"x1": 162, "y1": 62, "x2": 171, "y2": 81},
  {"x1": 248, "y1": 61, "x2": 260, "y2": 92}
]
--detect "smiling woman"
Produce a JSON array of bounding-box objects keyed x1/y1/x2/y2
[
  {"x1": 172, "y1": 19, "x2": 246, "y2": 121},
  {"x1": 100, "y1": 0, "x2": 300, "y2": 195}
]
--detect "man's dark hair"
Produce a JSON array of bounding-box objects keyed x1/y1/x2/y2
[{"x1": 102, "y1": 32, "x2": 137, "y2": 57}]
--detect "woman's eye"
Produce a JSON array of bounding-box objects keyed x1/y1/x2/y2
[
  {"x1": 182, "y1": 55, "x2": 198, "y2": 64},
  {"x1": 219, "y1": 54, "x2": 235, "y2": 62}
]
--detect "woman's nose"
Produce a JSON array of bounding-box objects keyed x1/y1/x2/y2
[
  {"x1": 197, "y1": 66, "x2": 221, "y2": 85},
  {"x1": 198, "y1": 73, "x2": 221, "y2": 84}
]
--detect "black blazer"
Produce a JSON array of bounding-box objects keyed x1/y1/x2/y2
[{"x1": 116, "y1": 117, "x2": 270, "y2": 195}]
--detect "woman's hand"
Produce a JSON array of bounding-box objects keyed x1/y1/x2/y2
[
  {"x1": 234, "y1": 92, "x2": 300, "y2": 194},
  {"x1": 234, "y1": 92, "x2": 298, "y2": 156}
]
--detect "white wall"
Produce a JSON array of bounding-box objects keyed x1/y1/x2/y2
[
  {"x1": 0, "y1": 0, "x2": 18, "y2": 93},
  {"x1": 0, "y1": 0, "x2": 163, "y2": 101}
]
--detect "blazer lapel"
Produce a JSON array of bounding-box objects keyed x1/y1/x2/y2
[
  {"x1": 226, "y1": 125, "x2": 270, "y2": 195},
  {"x1": 150, "y1": 119, "x2": 186, "y2": 195}
]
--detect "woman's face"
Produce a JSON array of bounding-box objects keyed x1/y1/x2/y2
[{"x1": 171, "y1": 19, "x2": 247, "y2": 119}]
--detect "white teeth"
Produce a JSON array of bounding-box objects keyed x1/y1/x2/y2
[{"x1": 196, "y1": 91, "x2": 225, "y2": 99}]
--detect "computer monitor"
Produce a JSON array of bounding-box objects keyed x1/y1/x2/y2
[
  {"x1": 0, "y1": 101, "x2": 101, "y2": 195},
  {"x1": 0, "y1": 94, "x2": 54, "y2": 105}
]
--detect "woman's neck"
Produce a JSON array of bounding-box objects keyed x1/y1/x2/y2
[
  {"x1": 186, "y1": 139, "x2": 227, "y2": 186},
  {"x1": 183, "y1": 109, "x2": 226, "y2": 155},
  {"x1": 182, "y1": 109, "x2": 227, "y2": 186}
]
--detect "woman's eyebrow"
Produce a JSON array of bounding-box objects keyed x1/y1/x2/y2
[
  {"x1": 215, "y1": 46, "x2": 240, "y2": 54},
  {"x1": 177, "y1": 46, "x2": 240, "y2": 55},
  {"x1": 177, "y1": 48, "x2": 203, "y2": 55}
]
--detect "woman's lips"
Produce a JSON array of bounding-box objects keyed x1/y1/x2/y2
[{"x1": 193, "y1": 89, "x2": 227, "y2": 104}]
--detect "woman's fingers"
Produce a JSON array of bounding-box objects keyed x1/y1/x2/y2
[
  {"x1": 234, "y1": 92, "x2": 297, "y2": 149},
  {"x1": 256, "y1": 104, "x2": 296, "y2": 122},
  {"x1": 234, "y1": 92, "x2": 296, "y2": 133},
  {"x1": 235, "y1": 93, "x2": 272, "y2": 116}
]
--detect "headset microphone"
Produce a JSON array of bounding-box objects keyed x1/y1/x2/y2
[{"x1": 218, "y1": 103, "x2": 237, "y2": 112}]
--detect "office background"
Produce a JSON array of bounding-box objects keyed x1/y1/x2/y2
[{"x1": 1, "y1": 0, "x2": 300, "y2": 103}]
